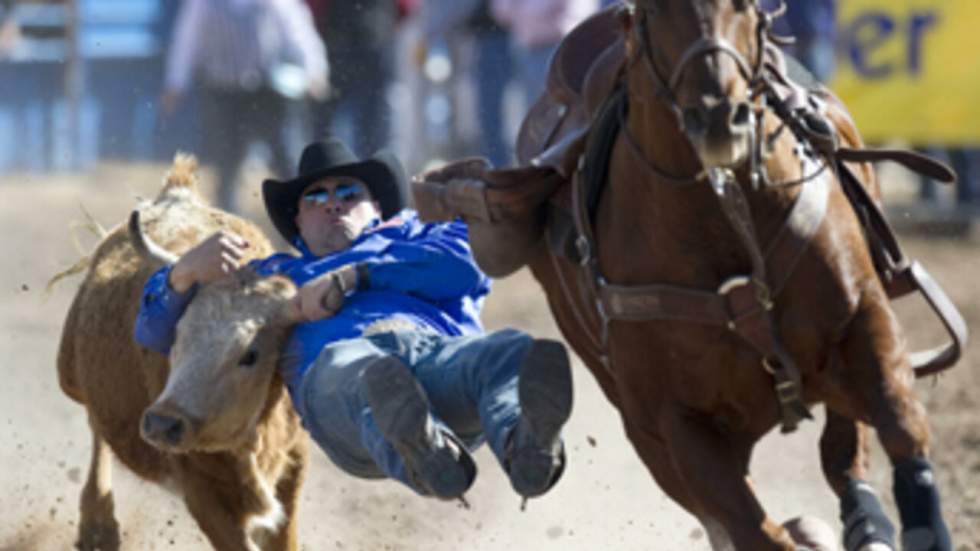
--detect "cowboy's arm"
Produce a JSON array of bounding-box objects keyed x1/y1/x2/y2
[
  {"x1": 134, "y1": 231, "x2": 252, "y2": 353},
  {"x1": 134, "y1": 266, "x2": 195, "y2": 354},
  {"x1": 293, "y1": 220, "x2": 487, "y2": 321},
  {"x1": 358, "y1": 221, "x2": 488, "y2": 300}
]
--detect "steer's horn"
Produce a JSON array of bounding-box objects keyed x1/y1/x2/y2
[{"x1": 128, "y1": 209, "x2": 180, "y2": 266}]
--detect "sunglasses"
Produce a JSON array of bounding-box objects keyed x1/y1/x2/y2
[{"x1": 300, "y1": 182, "x2": 366, "y2": 207}]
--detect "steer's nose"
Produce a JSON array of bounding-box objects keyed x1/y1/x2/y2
[{"x1": 141, "y1": 411, "x2": 186, "y2": 448}]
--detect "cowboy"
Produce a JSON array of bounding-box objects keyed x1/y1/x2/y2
[{"x1": 134, "y1": 139, "x2": 574, "y2": 503}]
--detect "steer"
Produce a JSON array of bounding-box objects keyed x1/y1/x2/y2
[{"x1": 56, "y1": 154, "x2": 308, "y2": 551}]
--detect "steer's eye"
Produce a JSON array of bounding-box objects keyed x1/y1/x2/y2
[{"x1": 239, "y1": 349, "x2": 259, "y2": 367}]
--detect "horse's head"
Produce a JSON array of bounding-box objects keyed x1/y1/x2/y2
[{"x1": 626, "y1": 0, "x2": 771, "y2": 170}]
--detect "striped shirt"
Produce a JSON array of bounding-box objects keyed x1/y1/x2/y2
[{"x1": 165, "y1": 0, "x2": 327, "y2": 93}]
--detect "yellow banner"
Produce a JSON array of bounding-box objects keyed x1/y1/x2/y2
[{"x1": 830, "y1": 0, "x2": 980, "y2": 144}]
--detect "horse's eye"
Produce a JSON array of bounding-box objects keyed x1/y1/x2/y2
[{"x1": 239, "y1": 349, "x2": 259, "y2": 367}]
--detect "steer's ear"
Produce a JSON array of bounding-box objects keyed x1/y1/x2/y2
[{"x1": 259, "y1": 275, "x2": 302, "y2": 325}]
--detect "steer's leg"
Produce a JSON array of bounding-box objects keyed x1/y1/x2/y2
[
  {"x1": 181, "y1": 470, "x2": 256, "y2": 551},
  {"x1": 76, "y1": 426, "x2": 120, "y2": 551},
  {"x1": 262, "y1": 445, "x2": 308, "y2": 551},
  {"x1": 656, "y1": 403, "x2": 796, "y2": 551},
  {"x1": 836, "y1": 296, "x2": 951, "y2": 551},
  {"x1": 820, "y1": 410, "x2": 896, "y2": 551}
]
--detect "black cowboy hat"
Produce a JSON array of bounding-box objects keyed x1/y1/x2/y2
[{"x1": 262, "y1": 139, "x2": 408, "y2": 246}]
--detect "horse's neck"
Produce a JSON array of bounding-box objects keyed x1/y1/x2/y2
[
  {"x1": 625, "y1": 99, "x2": 703, "y2": 184},
  {"x1": 602, "y1": 100, "x2": 732, "y2": 284},
  {"x1": 602, "y1": 96, "x2": 805, "y2": 284},
  {"x1": 614, "y1": 96, "x2": 722, "y2": 224}
]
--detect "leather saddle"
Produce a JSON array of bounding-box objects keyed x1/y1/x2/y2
[{"x1": 516, "y1": 6, "x2": 626, "y2": 173}]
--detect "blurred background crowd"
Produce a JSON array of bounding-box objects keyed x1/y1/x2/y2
[{"x1": 0, "y1": 0, "x2": 974, "y2": 223}]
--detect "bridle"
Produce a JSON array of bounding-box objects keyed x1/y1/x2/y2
[
  {"x1": 630, "y1": 0, "x2": 770, "y2": 108},
  {"x1": 619, "y1": 0, "x2": 821, "y2": 187}
]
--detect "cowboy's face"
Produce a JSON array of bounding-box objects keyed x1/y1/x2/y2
[{"x1": 295, "y1": 176, "x2": 380, "y2": 256}]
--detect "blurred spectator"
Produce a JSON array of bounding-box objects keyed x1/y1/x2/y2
[
  {"x1": 0, "y1": 0, "x2": 18, "y2": 58},
  {"x1": 306, "y1": 0, "x2": 398, "y2": 158},
  {"x1": 420, "y1": 0, "x2": 515, "y2": 168},
  {"x1": 765, "y1": 0, "x2": 837, "y2": 82},
  {"x1": 0, "y1": 0, "x2": 66, "y2": 171},
  {"x1": 397, "y1": 0, "x2": 421, "y2": 22},
  {"x1": 162, "y1": 0, "x2": 327, "y2": 213},
  {"x1": 919, "y1": 147, "x2": 980, "y2": 216},
  {"x1": 490, "y1": 0, "x2": 599, "y2": 107}
]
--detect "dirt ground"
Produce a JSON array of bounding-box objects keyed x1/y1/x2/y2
[{"x1": 0, "y1": 162, "x2": 977, "y2": 551}]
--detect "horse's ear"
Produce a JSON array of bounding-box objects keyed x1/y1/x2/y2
[
  {"x1": 617, "y1": 3, "x2": 634, "y2": 34},
  {"x1": 618, "y1": 4, "x2": 635, "y2": 59}
]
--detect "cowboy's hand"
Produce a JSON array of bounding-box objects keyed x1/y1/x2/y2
[
  {"x1": 168, "y1": 231, "x2": 251, "y2": 293},
  {"x1": 411, "y1": 157, "x2": 492, "y2": 222},
  {"x1": 294, "y1": 264, "x2": 358, "y2": 322},
  {"x1": 417, "y1": 157, "x2": 491, "y2": 183}
]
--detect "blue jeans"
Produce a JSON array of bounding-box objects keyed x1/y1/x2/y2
[
  {"x1": 790, "y1": 37, "x2": 836, "y2": 83},
  {"x1": 199, "y1": 86, "x2": 300, "y2": 212},
  {"x1": 474, "y1": 30, "x2": 514, "y2": 168},
  {"x1": 919, "y1": 147, "x2": 980, "y2": 205},
  {"x1": 295, "y1": 329, "x2": 534, "y2": 494},
  {"x1": 516, "y1": 42, "x2": 558, "y2": 108}
]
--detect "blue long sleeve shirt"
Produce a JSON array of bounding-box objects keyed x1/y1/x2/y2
[{"x1": 134, "y1": 210, "x2": 492, "y2": 401}]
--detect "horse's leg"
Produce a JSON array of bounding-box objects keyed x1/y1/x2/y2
[
  {"x1": 820, "y1": 409, "x2": 896, "y2": 551},
  {"x1": 837, "y1": 297, "x2": 952, "y2": 551},
  {"x1": 654, "y1": 405, "x2": 796, "y2": 551},
  {"x1": 621, "y1": 419, "x2": 739, "y2": 549}
]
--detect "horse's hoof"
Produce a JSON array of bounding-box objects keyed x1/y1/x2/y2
[
  {"x1": 784, "y1": 515, "x2": 838, "y2": 551},
  {"x1": 857, "y1": 544, "x2": 894, "y2": 551}
]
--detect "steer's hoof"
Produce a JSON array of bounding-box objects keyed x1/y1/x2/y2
[{"x1": 76, "y1": 518, "x2": 121, "y2": 551}]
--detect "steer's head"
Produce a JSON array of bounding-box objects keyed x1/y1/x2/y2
[{"x1": 141, "y1": 269, "x2": 299, "y2": 453}]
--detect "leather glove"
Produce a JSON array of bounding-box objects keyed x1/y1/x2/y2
[
  {"x1": 411, "y1": 158, "x2": 494, "y2": 223},
  {"x1": 295, "y1": 264, "x2": 358, "y2": 322}
]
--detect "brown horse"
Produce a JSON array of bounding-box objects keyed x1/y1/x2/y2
[{"x1": 509, "y1": 2, "x2": 958, "y2": 550}]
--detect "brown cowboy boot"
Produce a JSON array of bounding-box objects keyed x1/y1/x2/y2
[
  {"x1": 361, "y1": 357, "x2": 477, "y2": 500},
  {"x1": 411, "y1": 158, "x2": 561, "y2": 278},
  {"x1": 505, "y1": 339, "x2": 573, "y2": 502}
]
